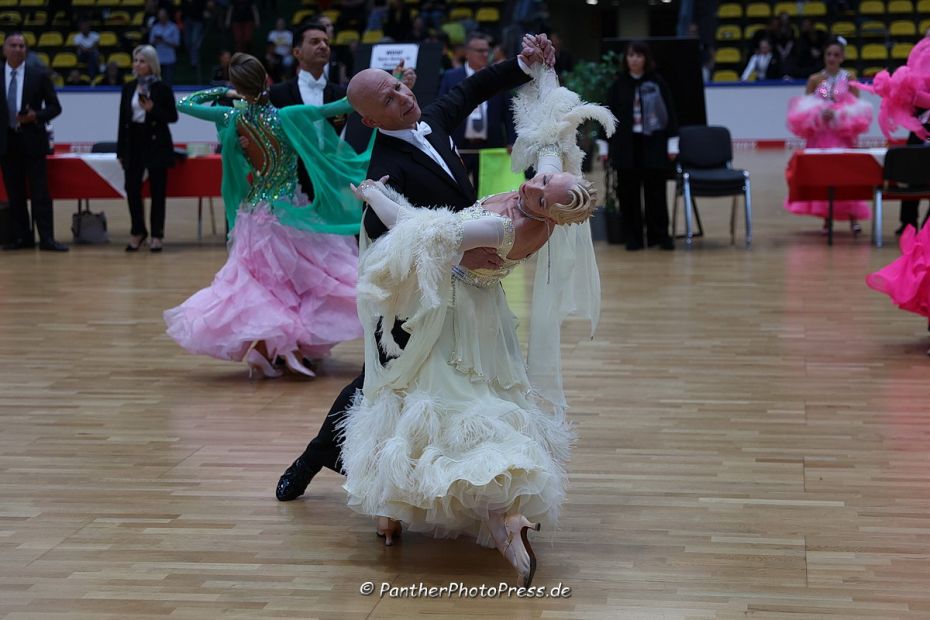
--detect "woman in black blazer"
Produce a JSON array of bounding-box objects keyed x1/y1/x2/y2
[
  {"x1": 607, "y1": 41, "x2": 678, "y2": 251},
  {"x1": 117, "y1": 44, "x2": 178, "y2": 252}
]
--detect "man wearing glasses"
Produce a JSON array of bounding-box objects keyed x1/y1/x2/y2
[{"x1": 439, "y1": 32, "x2": 517, "y2": 186}]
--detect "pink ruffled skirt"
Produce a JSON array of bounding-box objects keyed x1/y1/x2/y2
[
  {"x1": 164, "y1": 205, "x2": 363, "y2": 362},
  {"x1": 784, "y1": 94, "x2": 873, "y2": 221},
  {"x1": 866, "y1": 221, "x2": 930, "y2": 319}
]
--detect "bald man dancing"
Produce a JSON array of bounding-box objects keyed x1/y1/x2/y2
[{"x1": 276, "y1": 34, "x2": 556, "y2": 501}]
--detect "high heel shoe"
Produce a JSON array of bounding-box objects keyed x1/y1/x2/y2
[
  {"x1": 851, "y1": 220, "x2": 862, "y2": 236},
  {"x1": 503, "y1": 514, "x2": 540, "y2": 587},
  {"x1": 125, "y1": 234, "x2": 147, "y2": 252},
  {"x1": 150, "y1": 238, "x2": 163, "y2": 252},
  {"x1": 246, "y1": 349, "x2": 283, "y2": 379},
  {"x1": 282, "y1": 351, "x2": 315, "y2": 377},
  {"x1": 376, "y1": 516, "x2": 401, "y2": 546}
]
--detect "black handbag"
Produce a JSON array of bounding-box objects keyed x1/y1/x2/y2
[{"x1": 71, "y1": 201, "x2": 110, "y2": 244}]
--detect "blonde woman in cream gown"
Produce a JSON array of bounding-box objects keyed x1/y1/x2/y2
[{"x1": 339, "y1": 66, "x2": 616, "y2": 587}]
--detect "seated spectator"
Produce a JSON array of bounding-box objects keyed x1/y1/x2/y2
[
  {"x1": 226, "y1": 0, "x2": 259, "y2": 53},
  {"x1": 211, "y1": 49, "x2": 232, "y2": 86},
  {"x1": 75, "y1": 19, "x2": 101, "y2": 79},
  {"x1": 750, "y1": 17, "x2": 780, "y2": 54},
  {"x1": 65, "y1": 69, "x2": 87, "y2": 86},
  {"x1": 262, "y1": 41, "x2": 283, "y2": 83},
  {"x1": 774, "y1": 12, "x2": 796, "y2": 66},
  {"x1": 149, "y1": 7, "x2": 180, "y2": 84},
  {"x1": 791, "y1": 18, "x2": 827, "y2": 78},
  {"x1": 367, "y1": 0, "x2": 388, "y2": 31},
  {"x1": 98, "y1": 61, "x2": 124, "y2": 86},
  {"x1": 383, "y1": 0, "x2": 413, "y2": 42},
  {"x1": 741, "y1": 39, "x2": 783, "y2": 81},
  {"x1": 420, "y1": 0, "x2": 447, "y2": 29},
  {"x1": 267, "y1": 17, "x2": 294, "y2": 72}
]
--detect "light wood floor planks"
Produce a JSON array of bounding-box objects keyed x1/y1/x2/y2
[{"x1": 1, "y1": 150, "x2": 930, "y2": 619}]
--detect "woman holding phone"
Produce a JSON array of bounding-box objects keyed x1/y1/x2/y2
[{"x1": 117, "y1": 44, "x2": 179, "y2": 252}]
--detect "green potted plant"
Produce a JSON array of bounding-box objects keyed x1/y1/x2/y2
[{"x1": 563, "y1": 51, "x2": 622, "y2": 244}]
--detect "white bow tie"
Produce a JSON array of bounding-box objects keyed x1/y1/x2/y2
[
  {"x1": 301, "y1": 75, "x2": 325, "y2": 90},
  {"x1": 412, "y1": 122, "x2": 432, "y2": 140}
]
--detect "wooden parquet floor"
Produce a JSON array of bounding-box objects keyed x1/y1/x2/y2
[{"x1": 1, "y1": 150, "x2": 929, "y2": 619}]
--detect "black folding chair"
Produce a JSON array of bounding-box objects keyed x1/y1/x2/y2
[
  {"x1": 874, "y1": 144, "x2": 930, "y2": 248},
  {"x1": 672, "y1": 125, "x2": 752, "y2": 248}
]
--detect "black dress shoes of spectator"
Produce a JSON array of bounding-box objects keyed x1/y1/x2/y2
[
  {"x1": 3, "y1": 238, "x2": 35, "y2": 250},
  {"x1": 39, "y1": 240, "x2": 69, "y2": 252},
  {"x1": 276, "y1": 457, "x2": 322, "y2": 501}
]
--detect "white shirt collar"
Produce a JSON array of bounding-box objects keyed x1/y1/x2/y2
[{"x1": 299, "y1": 69, "x2": 326, "y2": 88}]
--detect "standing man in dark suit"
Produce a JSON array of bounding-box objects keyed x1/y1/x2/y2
[
  {"x1": 269, "y1": 23, "x2": 345, "y2": 200},
  {"x1": 269, "y1": 23, "x2": 414, "y2": 197},
  {"x1": 0, "y1": 33, "x2": 66, "y2": 251},
  {"x1": 438, "y1": 32, "x2": 517, "y2": 187},
  {"x1": 897, "y1": 108, "x2": 930, "y2": 235},
  {"x1": 275, "y1": 33, "x2": 555, "y2": 502}
]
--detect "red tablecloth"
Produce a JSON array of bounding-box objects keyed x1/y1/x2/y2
[
  {"x1": 0, "y1": 154, "x2": 222, "y2": 201},
  {"x1": 786, "y1": 150, "x2": 884, "y2": 202}
]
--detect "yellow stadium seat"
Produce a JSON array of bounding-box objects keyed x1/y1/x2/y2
[
  {"x1": 21, "y1": 0, "x2": 46, "y2": 5},
  {"x1": 890, "y1": 20, "x2": 917, "y2": 35},
  {"x1": 475, "y1": 7, "x2": 500, "y2": 22},
  {"x1": 859, "y1": 19, "x2": 887, "y2": 36},
  {"x1": 862, "y1": 66, "x2": 884, "y2": 77},
  {"x1": 714, "y1": 47, "x2": 741, "y2": 63},
  {"x1": 65, "y1": 32, "x2": 78, "y2": 46},
  {"x1": 51, "y1": 51, "x2": 78, "y2": 69},
  {"x1": 106, "y1": 11, "x2": 131, "y2": 25},
  {"x1": 449, "y1": 7, "x2": 473, "y2": 20},
  {"x1": 861, "y1": 43, "x2": 889, "y2": 59},
  {"x1": 744, "y1": 23, "x2": 766, "y2": 39},
  {"x1": 773, "y1": 2, "x2": 798, "y2": 16},
  {"x1": 921, "y1": 19, "x2": 930, "y2": 33},
  {"x1": 322, "y1": 9, "x2": 340, "y2": 22},
  {"x1": 335, "y1": 30, "x2": 359, "y2": 45},
  {"x1": 17, "y1": 31, "x2": 35, "y2": 47},
  {"x1": 831, "y1": 21, "x2": 856, "y2": 36},
  {"x1": 803, "y1": 1, "x2": 827, "y2": 15},
  {"x1": 713, "y1": 69, "x2": 739, "y2": 81},
  {"x1": 0, "y1": 0, "x2": 16, "y2": 7},
  {"x1": 888, "y1": 0, "x2": 914, "y2": 11},
  {"x1": 291, "y1": 9, "x2": 313, "y2": 24},
  {"x1": 441, "y1": 22, "x2": 465, "y2": 44},
  {"x1": 0, "y1": 11, "x2": 22, "y2": 25},
  {"x1": 109, "y1": 51, "x2": 132, "y2": 69},
  {"x1": 361, "y1": 29, "x2": 383, "y2": 44},
  {"x1": 37, "y1": 31, "x2": 63, "y2": 47},
  {"x1": 73, "y1": 0, "x2": 96, "y2": 5},
  {"x1": 25, "y1": 11, "x2": 47, "y2": 26},
  {"x1": 98, "y1": 31, "x2": 118, "y2": 47},
  {"x1": 130, "y1": 10, "x2": 144, "y2": 25},
  {"x1": 52, "y1": 73, "x2": 64, "y2": 87},
  {"x1": 845, "y1": 44, "x2": 858, "y2": 59},
  {"x1": 892, "y1": 42, "x2": 914, "y2": 58},
  {"x1": 716, "y1": 24, "x2": 742, "y2": 41},
  {"x1": 859, "y1": 0, "x2": 886, "y2": 13},
  {"x1": 35, "y1": 51, "x2": 49, "y2": 67},
  {"x1": 122, "y1": 0, "x2": 146, "y2": 5},
  {"x1": 919, "y1": 0, "x2": 930, "y2": 11},
  {"x1": 717, "y1": 3, "x2": 743, "y2": 18},
  {"x1": 746, "y1": 2, "x2": 771, "y2": 17}
]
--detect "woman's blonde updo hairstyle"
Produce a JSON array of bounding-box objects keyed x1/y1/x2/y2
[{"x1": 548, "y1": 176, "x2": 598, "y2": 225}]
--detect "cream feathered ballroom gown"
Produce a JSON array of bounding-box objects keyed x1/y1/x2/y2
[{"x1": 337, "y1": 66, "x2": 616, "y2": 548}]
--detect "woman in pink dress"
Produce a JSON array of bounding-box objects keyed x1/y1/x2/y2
[
  {"x1": 164, "y1": 54, "x2": 369, "y2": 378},
  {"x1": 863, "y1": 38, "x2": 930, "y2": 351},
  {"x1": 785, "y1": 39, "x2": 873, "y2": 235}
]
